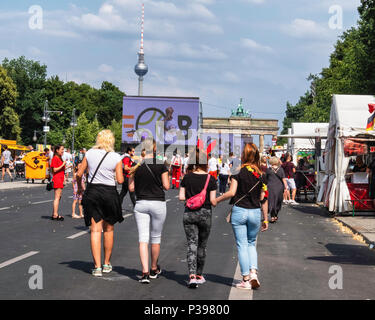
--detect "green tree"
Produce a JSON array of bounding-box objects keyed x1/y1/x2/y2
[
  {"x1": 0, "y1": 66, "x2": 21, "y2": 141},
  {"x1": 108, "y1": 119, "x2": 122, "y2": 152},
  {"x1": 0, "y1": 106, "x2": 22, "y2": 141},
  {"x1": 2, "y1": 56, "x2": 47, "y2": 145}
]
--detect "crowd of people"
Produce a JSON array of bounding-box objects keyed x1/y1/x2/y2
[{"x1": 3, "y1": 130, "x2": 313, "y2": 290}]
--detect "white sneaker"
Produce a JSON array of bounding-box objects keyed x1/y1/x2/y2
[
  {"x1": 290, "y1": 200, "x2": 299, "y2": 205},
  {"x1": 283, "y1": 200, "x2": 290, "y2": 204},
  {"x1": 250, "y1": 273, "x2": 260, "y2": 289}
]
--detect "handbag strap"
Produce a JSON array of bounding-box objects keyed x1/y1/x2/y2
[
  {"x1": 144, "y1": 162, "x2": 164, "y2": 191},
  {"x1": 88, "y1": 151, "x2": 110, "y2": 186},
  {"x1": 201, "y1": 174, "x2": 211, "y2": 193},
  {"x1": 233, "y1": 180, "x2": 261, "y2": 207}
]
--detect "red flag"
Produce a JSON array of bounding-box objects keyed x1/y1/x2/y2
[{"x1": 369, "y1": 104, "x2": 375, "y2": 114}]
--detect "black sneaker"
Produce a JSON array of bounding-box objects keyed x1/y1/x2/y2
[
  {"x1": 139, "y1": 273, "x2": 150, "y2": 284},
  {"x1": 150, "y1": 265, "x2": 162, "y2": 279}
]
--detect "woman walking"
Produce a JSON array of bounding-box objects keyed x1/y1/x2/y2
[
  {"x1": 179, "y1": 147, "x2": 217, "y2": 288},
  {"x1": 50, "y1": 145, "x2": 67, "y2": 221},
  {"x1": 266, "y1": 157, "x2": 288, "y2": 223},
  {"x1": 218, "y1": 155, "x2": 230, "y2": 195},
  {"x1": 128, "y1": 139, "x2": 170, "y2": 284},
  {"x1": 216, "y1": 143, "x2": 269, "y2": 290},
  {"x1": 77, "y1": 130, "x2": 124, "y2": 277}
]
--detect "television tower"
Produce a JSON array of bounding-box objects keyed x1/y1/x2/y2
[{"x1": 134, "y1": 3, "x2": 148, "y2": 96}]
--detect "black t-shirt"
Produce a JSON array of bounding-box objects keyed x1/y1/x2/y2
[
  {"x1": 282, "y1": 162, "x2": 295, "y2": 179},
  {"x1": 230, "y1": 167, "x2": 266, "y2": 209},
  {"x1": 181, "y1": 173, "x2": 217, "y2": 211},
  {"x1": 134, "y1": 162, "x2": 168, "y2": 201}
]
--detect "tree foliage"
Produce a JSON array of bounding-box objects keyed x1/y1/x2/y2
[
  {"x1": 0, "y1": 56, "x2": 125, "y2": 148},
  {"x1": 281, "y1": 0, "x2": 375, "y2": 132},
  {"x1": 0, "y1": 66, "x2": 21, "y2": 141}
]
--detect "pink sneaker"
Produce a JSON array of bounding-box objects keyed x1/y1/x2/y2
[
  {"x1": 196, "y1": 275, "x2": 206, "y2": 284},
  {"x1": 236, "y1": 280, "x2": 251, "y2": 290}
]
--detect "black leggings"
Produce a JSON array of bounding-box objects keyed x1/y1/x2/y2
[
  {"x1": 119, "y1": 177, "x2": 136, "y2": 207},
  {"x1": 219, "y1": 174, "x2": 229, "y2": 193},
  {"x1": 183, "y1": 208, "x2": 212, "y2": 276}
]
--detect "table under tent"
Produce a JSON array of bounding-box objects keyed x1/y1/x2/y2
[{"x1": 318, "y1": 94, "x2": 375, "y2": 216}]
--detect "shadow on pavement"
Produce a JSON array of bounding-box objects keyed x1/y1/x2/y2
[
  {"x1": 288, "y1": 204, "x2": 329, "y2": 218},
  {"x1": 162, "y1": 270, "x2": 234, "y2": 288},
  {"x1": 307, "y1": 243, "x2": 375, "y2": 266},
  {"x1": 60, "y1": 260, "x2": 94, "y2": 275}
]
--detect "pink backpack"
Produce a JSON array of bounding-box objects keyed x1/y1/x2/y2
[{"x1": 186, "y1": 174, "x2": 211, "y2": 210}]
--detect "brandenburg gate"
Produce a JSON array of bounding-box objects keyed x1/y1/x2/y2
[{"x1": 201, "y1": 99, "x2": 279, "y2": 153}]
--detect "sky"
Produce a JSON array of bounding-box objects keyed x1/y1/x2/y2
[{"x1": 0, "y1": 0, "x2": 362, "y2": 146}]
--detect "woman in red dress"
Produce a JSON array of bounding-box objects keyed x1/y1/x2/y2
[{"x1": 50, "y1": 145, "x2": 67, "y2": 221}]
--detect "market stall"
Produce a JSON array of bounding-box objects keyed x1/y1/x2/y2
[
  {"x1": 318, "y1": 94, "x2": 375, "y2": 214},
  {"x1": 278, "y1": 123, "x2": 328, "y2": 200}
]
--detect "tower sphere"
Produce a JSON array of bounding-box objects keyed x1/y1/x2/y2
[{"x1": 135, "y1": 60, "x2": 148, "y2": 77}]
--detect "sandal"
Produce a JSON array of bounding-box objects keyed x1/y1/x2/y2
[{"x1": 51, "y1": 215, "x2": 64, "y2": 221}]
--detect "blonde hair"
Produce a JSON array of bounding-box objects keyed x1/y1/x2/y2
[
  {"x1": 93, "y1": 130, "x2": 115, "y2": 152},
  {"x1": 269, "y1": 156, "x2": 280, "y2": 166}
]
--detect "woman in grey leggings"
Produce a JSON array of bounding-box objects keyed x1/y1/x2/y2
[
  {"x1": 128, "y1": 139, "x2": 170, "y2": 284},
  {"x1": 179, "y1": 147, "x2": 217, "y2": 288}
]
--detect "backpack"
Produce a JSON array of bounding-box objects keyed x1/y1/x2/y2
[{"x1": 185, "y1": 174, "x2": 211, "y2": 210}]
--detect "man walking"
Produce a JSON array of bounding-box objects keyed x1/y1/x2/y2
[
  {"x1": 1, "y1": 145, "x2": 14, "y2": 182},
  {"x1": 170, "y1": 151, "x2": 183, "y2": 189}
]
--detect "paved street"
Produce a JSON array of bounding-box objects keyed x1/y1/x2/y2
[{"x1": 0, "y1": 184, "x2": 375, "y2": 300}]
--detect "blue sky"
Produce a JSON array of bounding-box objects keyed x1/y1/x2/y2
[{"x1": 0, "y1": 0, "x2": 361, "y2": 145}]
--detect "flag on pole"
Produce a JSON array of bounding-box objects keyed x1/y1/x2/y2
[{"x1": 366, "y1": 104, "x2": 375, "y2": 131}]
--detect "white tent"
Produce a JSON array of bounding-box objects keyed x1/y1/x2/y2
[
  {"x1": 319, "y1": 94, "x2": 375, "y2": 213},
  {"x1": 291, "y1": 122, "x2": 328, "y2": 165}
]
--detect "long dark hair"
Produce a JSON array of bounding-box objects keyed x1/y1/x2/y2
[
  {"x1": 54, "y1": 145, "x2": 64, "y2": 158},
  {"x1": 186, "y1": 147, "x2": 208, "y2": 173}
]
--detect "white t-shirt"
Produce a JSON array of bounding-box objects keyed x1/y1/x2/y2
[
  {"x1": 85, "y1": 148, "x2": 122, "y2": 186},
  {"x1": 219, "y1": 162, "x2": 231, "y2": 175},
  {"x1": 208, "y1": 157, "x2": 218, "y2": 172},
  {"x1": 62, "y1": 151, "x2": 73, "y2": 172},
  {"x1": 2, "y1": 150, "x2": 12, "y2": 164}
]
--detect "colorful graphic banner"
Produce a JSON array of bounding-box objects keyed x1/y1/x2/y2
[{"x1": 122, "y1": 96, "x2": 200, "y2": 145}]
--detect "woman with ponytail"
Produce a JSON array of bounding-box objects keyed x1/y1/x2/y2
[{"x1": 216, "y1": 143, "x2": 269, "y2": 290}]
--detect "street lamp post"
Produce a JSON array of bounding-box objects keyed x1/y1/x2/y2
[
  {"x1": 70, "y1": 108, "x2": 77, "y2": 153},
  {"x1": 41, "y1": 100, "x2": 63, "y2": 147}
]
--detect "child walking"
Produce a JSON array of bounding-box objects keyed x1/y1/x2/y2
[{"x1": 72, "y1": 165, "x2": 85, "y2": 219}]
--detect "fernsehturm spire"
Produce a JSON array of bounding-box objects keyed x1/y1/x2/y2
[{"x1": 134, "y1": 3, "x2": 148, "y2": 96}]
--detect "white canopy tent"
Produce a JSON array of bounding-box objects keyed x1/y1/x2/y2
[
  {"x1": 290, "y1": 123, "x2": 328, "y2": 165},
  {"x1": 318, "y1": 94, "x2": 375, "y2": 213}
]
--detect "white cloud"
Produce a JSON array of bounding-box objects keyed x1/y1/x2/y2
[
  {"x1": 241, "y1": 38, "x2": 273, "y2": 53},
  {"x1": 281, "y1": 19, "x2": 330, "y2": 39},
  {"x1": 98, "y1": 64, "x2": 114, "y2": 73},
  {"x1": 242, "y1": 0, "x2": 266, "y2": 4},
  {"x1": 141, "y1": 40, "x2": 227, "y2": 61}
]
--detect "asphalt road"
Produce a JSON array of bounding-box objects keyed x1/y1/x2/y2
[{"x1": 0, "y1": 183, "x2": 374, "y2": 300}]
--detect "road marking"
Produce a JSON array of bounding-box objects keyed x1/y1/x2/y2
[
  {"x1": 0, "y1": 251, "x2": 39, "y2": 269},
  {"x1": 32, "y1": 200, "x2": 54, "y2": 205},
  {"x1": 228, "y1": 263, "x2": 253, "y2": 300},
  {"x1": 0, "y1": 207, "x2": 11, "y2": 211},
  {"x1": 166, "y1": 199, "x2": 171, "y2": 203},
  {"x1": 67, "y1": 230, "x2": 90, "y2": 239},
  {"x1": 123, "y1": 214, "x2": 133, "y2": 218}
]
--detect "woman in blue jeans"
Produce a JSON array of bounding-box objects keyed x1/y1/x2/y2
[{"x1": 217, "y1": 143, "x2": 268, "y2": 290}]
